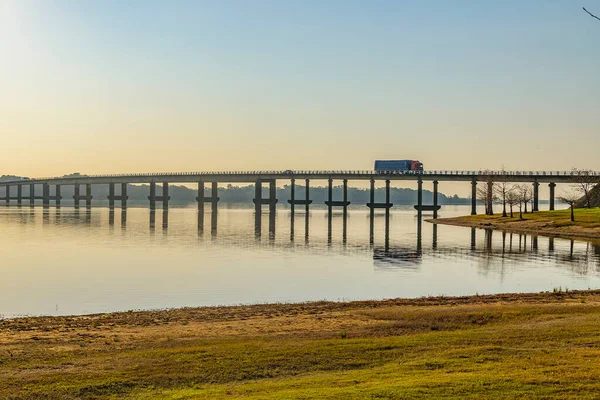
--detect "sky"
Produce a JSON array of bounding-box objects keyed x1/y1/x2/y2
[{"x1": 1, "y1": 0, "x2": 599, "y2": 183}]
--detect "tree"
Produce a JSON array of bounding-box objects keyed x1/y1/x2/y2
[
  {"x1": 558, "y1": 190, "x2": 579, "y2": 222},
  {"x1": 572, "y1": 168, "x2": 599, "y2": 209},
  {"x1": 516, "y1": 184, "x2": 533, "y2": 219},
  {"x1": 476, "y1": 172, "x2": 496, "y2": 215},
  {"x1": 506, "y1": 186, "x2": 520, "y2": 218},
  {"x1": 494, "y1": 168, "x2": 511, "y2": 217},
  {"x1": 519, "y1": 184, "x2": 533, "y2": 214}
]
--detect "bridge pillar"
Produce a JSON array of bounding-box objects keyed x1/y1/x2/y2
[
  {"x1": 343, "y1": 179, "x2": 348, "y2": 217},
  {"x1": 254, "y1": 179, "x2": 262, "y2": 214},
  {"x1": 305, "y1": 179, "x2": 310, "y2": 213},
  {"x1": 108, "y1": 183, "x2": 115, "y2": 209},
  {"x1": 5, "y1": 185, "x2": 9, "y2": 205},
  {"x1": 433, "y1": 180, "x2": 438, "y2": 219},
  {"x1": 86, "y1": 184, "x2": 93, "y2": 209},
  {"x1": 417, "y1": 178, "x2": 423, "y2": 218},
  {"x1": 211, "y1": 182, "x2": 218, "y2": 212},
  {"x1": 197, "y1": 181, "x2": 205, "y2": 211},
  {"x1": 55, "y1": 185, "x2": 62, "y2": 208},
  {"x1": 290, "y1": 179, "x2": 295, "y2": 214},
  {"x1": 121, "y1": 183, "x2": 128, "y2": 209},
  {"x1": 163, "y1": 182, "x2": 169, "y2": 210},
  {"x1": 369, "y1": 178, "x2": 375, "y2": 221},
  {"x1": 549, "y1": 183, "x2": 556, "y2": 211},
  {"x1": 471, "y1": 179, "x2": 477, "y2": 215},
  {"x1": 43, "y1": 183, "x2": 50, "y2": 207},
  {"x1": 73, "y1": 184, "x2": 80, "y2": 209},
  {"x1": 17, "y1": 185, "x2": 22, "y2": 206},
  {"x1": 385, "y1": 179, "x2": 391, "y2": 220},
  {"x1": 328, "y1": 178, "x2": 333, "y2": 213},
  {"x1": 149, "y1": 182, "x2": 156, "y2": 210},
  {"x1": 533, "y1": 181, "x2": 539, "y2": 212},
  {"x1": 486, "y1": 180, "x2": 493, "y2": 215},
  {"x1": 30, "y1": 183, "x2": 35, "y2": 206},
  {"x1": 269, "y1": 180, "x2": 276, "y2": 209}
]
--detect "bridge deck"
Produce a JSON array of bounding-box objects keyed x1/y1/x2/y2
[{"x1": 1, "y1": 170, "x2": 596, "y2": 186}]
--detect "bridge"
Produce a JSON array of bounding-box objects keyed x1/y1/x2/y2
[{"x1": 1, "y1": 169, "x2": 597, "y2": 217}]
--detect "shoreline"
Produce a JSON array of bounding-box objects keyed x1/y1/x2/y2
[
  {"x1": 4, "y1": 290, "x2": 600, "y2": 398},
  {"x1": 428, "y1": 209, "x2": 600, "y2": 242}
]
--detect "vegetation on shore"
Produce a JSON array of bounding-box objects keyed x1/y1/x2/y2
[
  {"x1": 429, "y1": 208, "x2": 600, "y2": 240},
  {"x1": 3, "y1": 291, "x2": 600, "y2": 398}
]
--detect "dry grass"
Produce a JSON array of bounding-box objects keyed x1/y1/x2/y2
[
  {"x1": 3, "y1": 291, "x2": 600, "y2": 398},
  {"x1": 429, "y1": 208, "x2": 600, "y2": 241}
]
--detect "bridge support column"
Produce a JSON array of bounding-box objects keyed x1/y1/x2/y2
[
  {"x1": 343, "y1": 179, "x2": 348, "y2": 217},
  {"x1": 549, "y1": 183, "x2": 556, "y2": 211},
  {"x1": 121, "y1": 183, "x2": 128, "y2": 209},
  {"x1": 385, "y1": 180, "x2": 391, "y2": 220},
  {"x1": 55, "y1": 185, "x2": 61, "y2": 208},
  {"x1": 417, "y1": 178, "x2": 423, "y2": 218},
  {"x1": 433, "y1": 180, "x2": 438, "y2": 219},
  {"x1": 149, "y1": 182, "x2": 156, "y2": 210},
  {"x1": 305, "y1": 179, "x2": 310, "y2": 214},
  {"x1": 211, "y1": 182, "x2": 218, "y2": 212},
  {"x1": 290, "y1": 179, "x2": 295, "y2": 214},
  {"x1": 328, "y1": 178, "x2": 333, "y2": 214},
  {"x1": 30, "y1": 184, "x2": 35, "y2": 206},
  {"x1": 163, "y1": 182, "x2": 169, "y2": 210},
  {"x1": 533, "y1": 181, "x2": 539, "y2": 212},
  {"x1": 486, "y1": 180, "x2": 493, "y2": 215},
  {"x1": 17, "y1": 185, "x2": 22, "y2": 206},
  {"x1": 74, "y1": 184, "x2": 80, "y2": 209},
  {"x1": 471, "y1": 179, "x2": 477, "y2": 215},
  {"x1": 254, "y1": 179, "x2": 262, "y2": 214},
  {"x1": 108, "y1": 183, "x2": 115, "y2": 209},
  {"x1": 197, "y1": 181, "x2": 205, "y2": 211},
  {"x1": 86, "y1": 184, "x2": 93, "y2": 209},
  {"x1": 369, "y1": 178, "x2": 375, "y2": 221},
  {"x1": 269, "y1": 180, "x2": 276, "y2": 209},
  {"x1": 5, "y1": 185, "x2": 9, "y2": 205},
  {"x1": 43, "y1": 183, "x2": 50, "y2": 207}
]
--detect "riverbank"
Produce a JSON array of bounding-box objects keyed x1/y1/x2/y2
[
  {"x1": 429, "y1": 208, "x2": 600, "y2": 241},
  {"x1": 3, "y1": 291, "x2": 600, "y2": 399}
]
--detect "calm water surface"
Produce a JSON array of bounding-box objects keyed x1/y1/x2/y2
[{"x1": 1, "y1": 205, "x2": 599, "y2": 317}]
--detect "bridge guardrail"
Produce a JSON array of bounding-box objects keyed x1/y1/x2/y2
[{"x1": 2, "y1": 169, "x2": 598, "y2": 185}]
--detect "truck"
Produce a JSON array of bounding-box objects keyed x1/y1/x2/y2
[{"x1": 374, "y1": 160, "x2": 423, "y2": 172}]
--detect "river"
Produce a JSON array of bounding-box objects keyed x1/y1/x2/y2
[{"x1": 0, "y1": 205, "x2": 598, "y2": 317}]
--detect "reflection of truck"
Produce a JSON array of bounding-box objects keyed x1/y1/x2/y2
[{"x1": 374, "y1": 160, "x2": 423, "y2": 172}]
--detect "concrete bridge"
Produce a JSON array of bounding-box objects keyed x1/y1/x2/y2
[{"x1": 1, "y1": 170, "x2": 597, "y2": 217}]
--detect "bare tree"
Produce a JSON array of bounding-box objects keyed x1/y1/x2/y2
[
  {"x1": 506, "y1": 185, "x2": 520, "y2": 218},
  {"x1": 476, "y1": 172, "x2": 496, "y2": 215},
  {"x1": 572, "y1": 168, "x2": 599, "y2": 209},
  {"x1": 517, "y1": 184, "x2": 533, "y2": 218},
  {"x1": 494, "y1": 168, "x2": 511, "y2": 217},
  {"x1": 583, "y1": 7, "x2": 600, "y2": 21},
  {"x1": 557, "y1": 190, "x2": 579, "y2": 222}
]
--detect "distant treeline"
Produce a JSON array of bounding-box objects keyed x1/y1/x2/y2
[{"x1": 0, "y1": 175, "x2": 470, "y2": 205}]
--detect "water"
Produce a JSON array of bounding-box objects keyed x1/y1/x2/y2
[{"x1": 0, "y1": 205, "x2": 598, "y2": 317}]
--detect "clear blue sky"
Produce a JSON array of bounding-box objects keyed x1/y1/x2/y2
[{"x1": 1, "y1": 0, "x2": 599, "y2": 179}]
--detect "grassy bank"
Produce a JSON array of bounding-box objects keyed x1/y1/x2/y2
[
  {"x1": 429, "y1": 208, "x2": 600, "y2": 241},
  {"x1": 3, "y1": 291, "x2": 600, "y2": 399}
]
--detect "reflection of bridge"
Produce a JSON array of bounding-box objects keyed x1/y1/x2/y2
[
  {"x1": 1, "y1": 170, "x2": 597, "y2": 219},
  {"x1": 4, "y1": 207, "x2": 596, "y2": 271}
]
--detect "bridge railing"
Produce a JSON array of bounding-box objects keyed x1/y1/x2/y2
[{"x1": 3, "y1": 169, "x2": 599, "y2": 184}]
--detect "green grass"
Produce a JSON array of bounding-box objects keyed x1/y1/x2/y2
[
  {"x1": 469, "y1": 208, "x2": 600, "y2": 225},
  {"x1": 434, "y1": 208, "x2": 600, "y2": 240},
  {"x1": 3, "y1": 292, "x2": 600, "y2": 398}
]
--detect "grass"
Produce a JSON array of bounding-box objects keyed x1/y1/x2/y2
[
  {"x1": 430, "y1": 208, "x2": 600, "y2": 240},
  {"x1": 3, "y1": 291, "x2": 600, "y2": 398}
]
